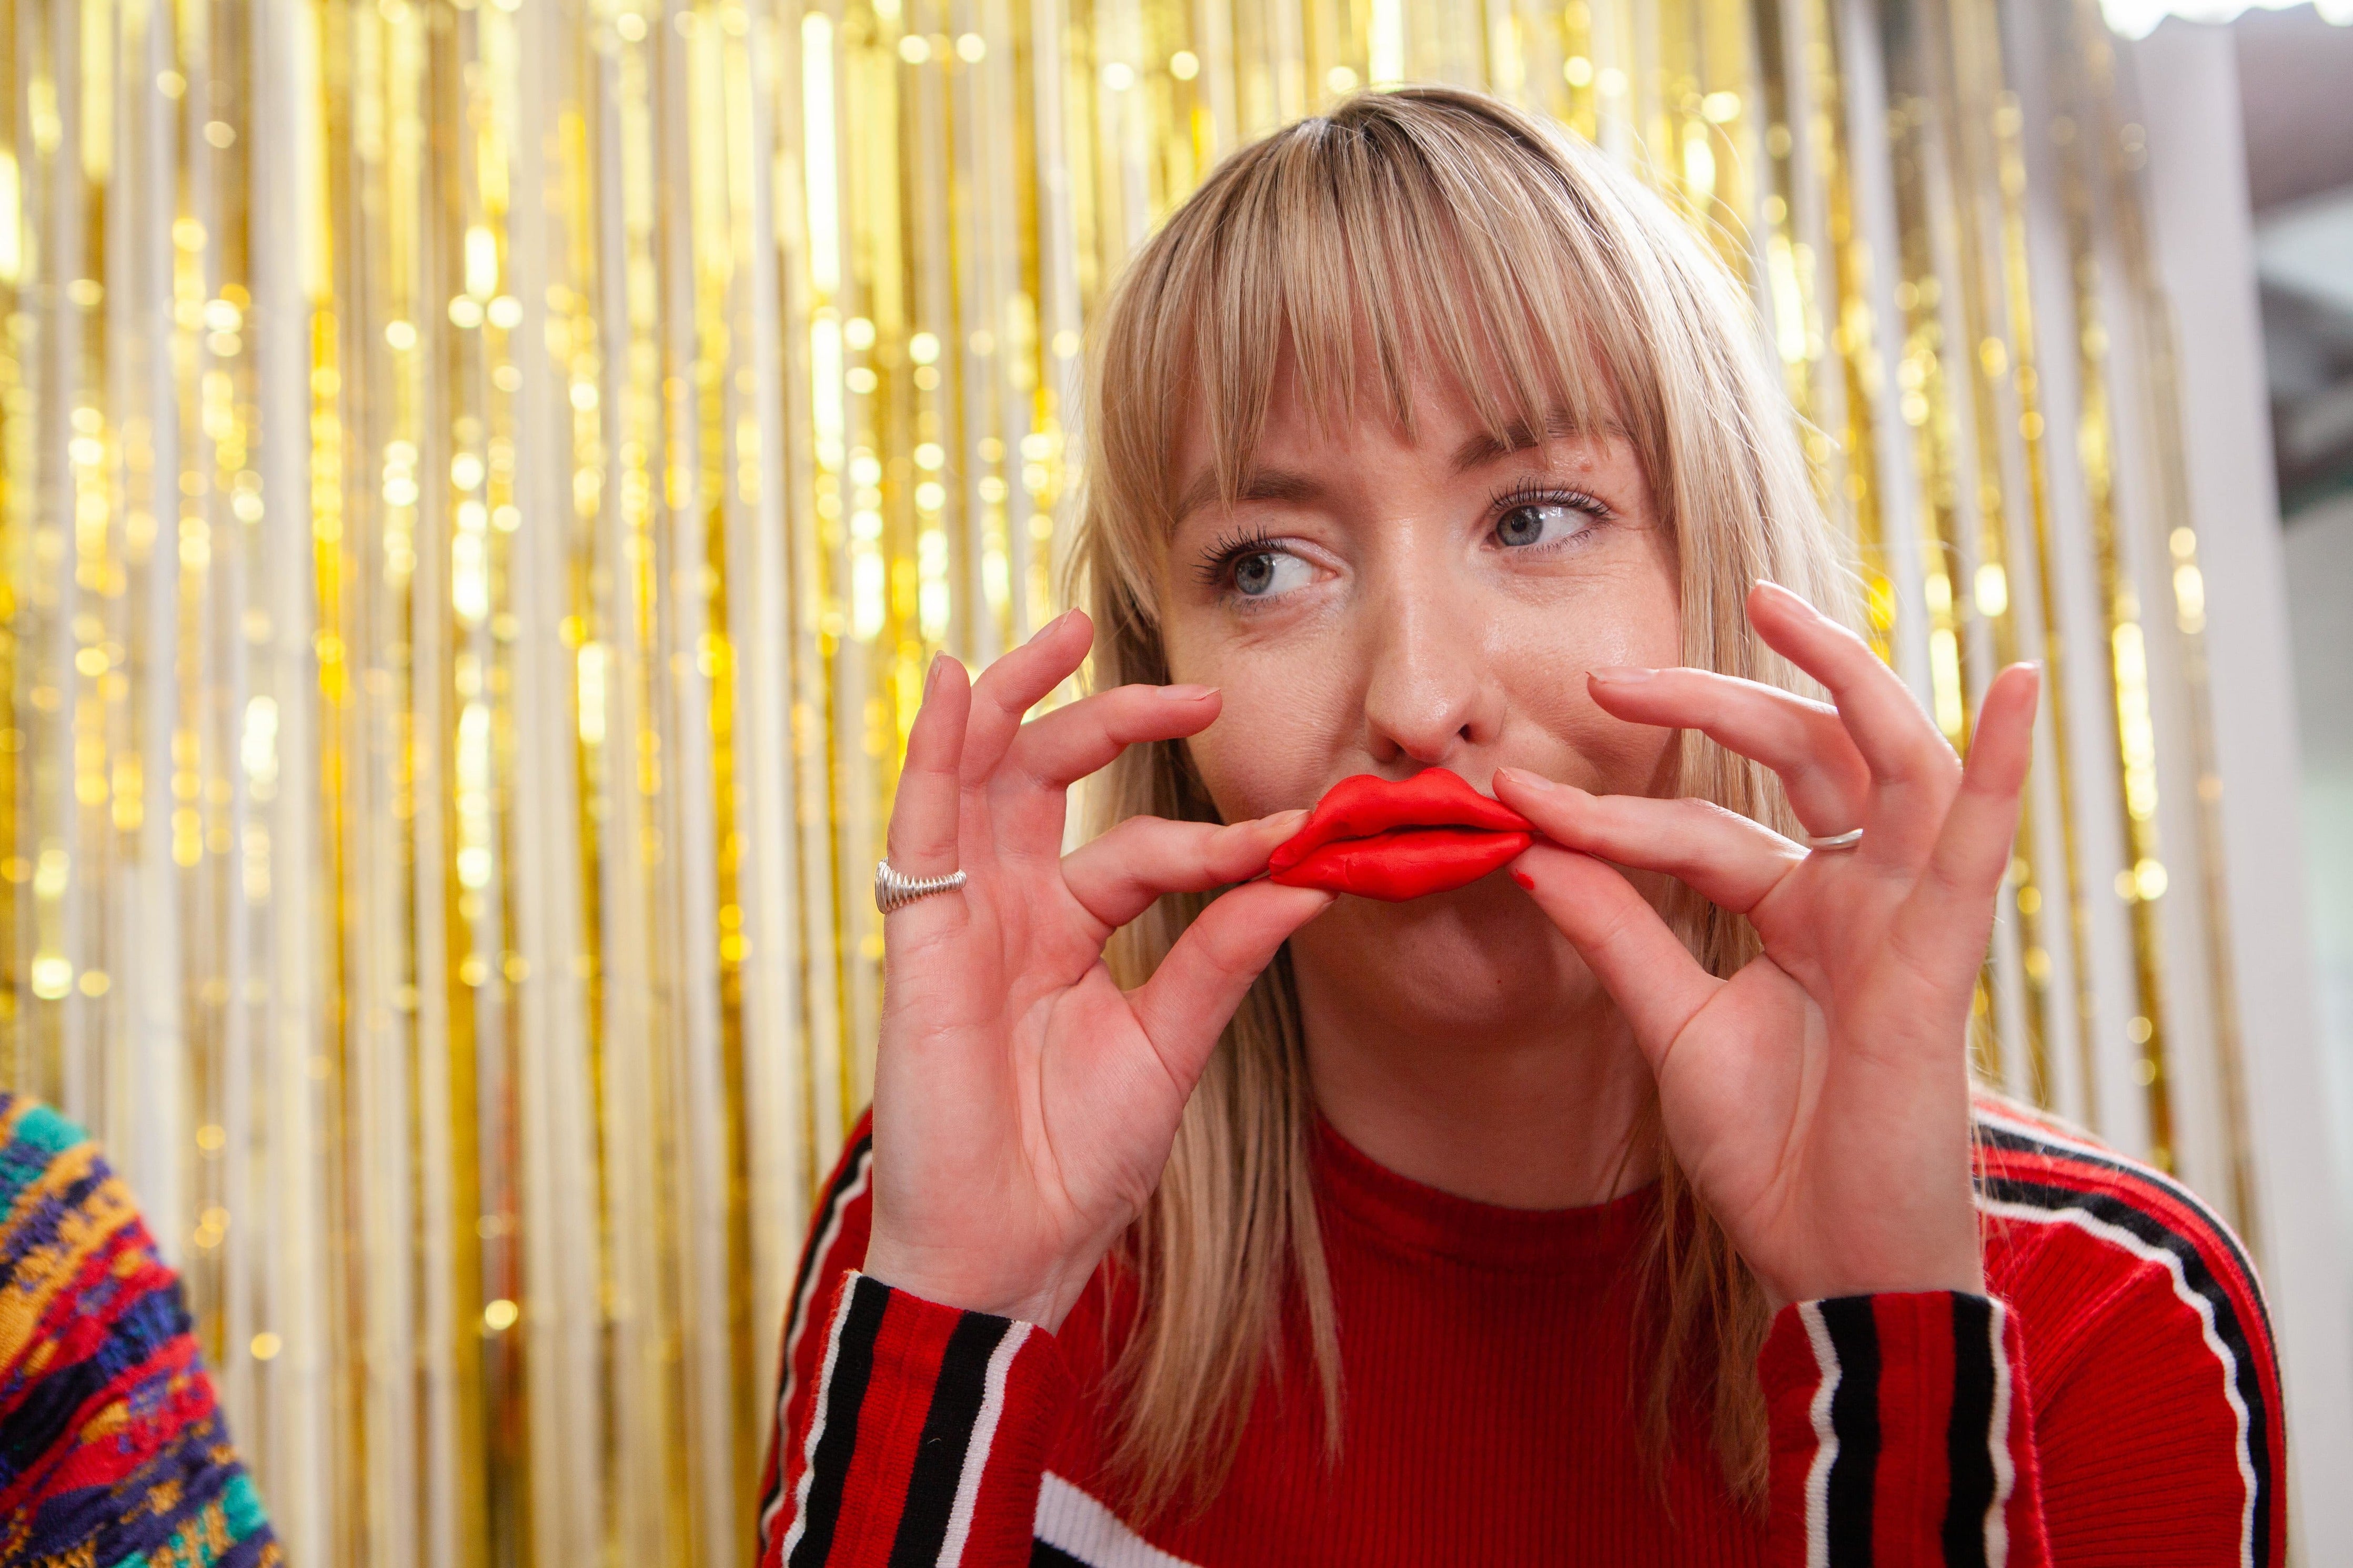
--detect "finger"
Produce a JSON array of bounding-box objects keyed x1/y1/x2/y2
[
  {"x1": 886, "y1": 654, "x2": 970, "y2": 878},
  {"x1": 959, "y1": 609, "x2": 1094, "y2": 782},
  {"x1": 1008, "y1": 683, "x2": 1223, "y2": 792},
  {"x1": 1061, "y1": 810, "x2": 1309, "y2": 932},
  {"x1": 1493, "y1": 770, "x2": 1802, "y2": 914},
  {"x1": 1507, "y1": 844, "x2": 1722, "y2": 1062},
  {"x1": 1891, "y1": 663, "x2": 2040, "y2": 969},
  {"x1": 1747, "y1": 580, "x2": 1960, "y2": 799},
  {"x1": 1585, "y1": 667, "x2": 1871, "y2": 834},
  {"x1": 1129, "y1": 883, "x2": 1336, "y2": 1087}
]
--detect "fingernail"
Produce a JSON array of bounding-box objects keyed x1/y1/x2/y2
[
  {"x1": 1497, "y1": 766, "x2": 1555, "y2": 792},
  {"x1": 1162, "y1": 683, "x2": 1217, "y2": 702},
  {"x1": 1752, "y1": 579, "x2": 1803, "y2": 606},
  {"x1": 1510, "y1": 869, "x2": 1536, "y2": 891},
  {"x1": 925, "y1": 653, "x2": 946, "y2": 696},
  {"x1": 1587, "y1": 666, "x2": 1655, "y2": 686},
  {"x1": 1266, "y1": 807, "x2": 1310, "y2": 831},
  {"x1": 1029, "y1": 610, "x2": 1069, "y2": 644}
]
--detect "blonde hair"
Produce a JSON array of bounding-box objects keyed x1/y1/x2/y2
[{"x1": 1070, "y1": 87, "x2": 1854, "y2": 1517}]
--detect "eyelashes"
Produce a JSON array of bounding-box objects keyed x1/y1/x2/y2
[
  {"x1": 1193, "y1": 522, "x2": 1283, "y2": 588},
  {"x1": 1487, "y1": 480, "x2": 1611, "y2": 520}
]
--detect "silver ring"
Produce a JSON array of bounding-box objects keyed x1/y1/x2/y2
[
  {"x1": 1805, "y1": 827, "x2": 1864, "y2": 852},
  {"x1": 875, "y1": 857, "x2": 968, "y2": 914}
]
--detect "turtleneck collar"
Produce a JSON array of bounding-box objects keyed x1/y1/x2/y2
[{"x1": 1311, "y1": 1115, "x2": 1660, "y2": 1273}]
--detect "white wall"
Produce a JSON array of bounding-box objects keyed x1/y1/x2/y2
[
  {"x1": 2128, "y1": 22, "x2": 2353, "y2": 1561},
  {"x1": 2287, "y1": 492, "x2": 2353, "y2": 1278}
]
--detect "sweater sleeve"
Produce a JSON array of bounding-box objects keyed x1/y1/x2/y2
[
  {"x1": 1761, "y1": 1292, "x2": 2050, "y2": 1567},
  {"x1": 1761, "y1": 1263, "x2": 2285, "y2": 1567},
  {"x1": 0, "y1": 1095, "x2": 279, "y2": 1568},
  {"x1": 755, "y1": 1117, "x2": 1075, "y2": 1568}
]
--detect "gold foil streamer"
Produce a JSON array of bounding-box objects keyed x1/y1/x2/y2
[{"x1": 0, "y1": 0, "x2": 2256, "y2": 1560}]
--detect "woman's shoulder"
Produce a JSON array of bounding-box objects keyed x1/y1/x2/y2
[
  {"x1": 1969, "y1": 1093, "x2": 2261, "y2": 1291},
  {"x1": 1967, "y1": 1089, "x2": 2275, "y2": 1382},
  {"x1": 1968, "y1": 1097, "x2": 2287, "y2": 1560}
]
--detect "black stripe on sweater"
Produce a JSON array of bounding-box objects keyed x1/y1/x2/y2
[
  {"x1": 792, "y1": 1276, "x2": 891, "y2": 1568},
  {"x1": 786, "y1": 1134, "x2": 878, "y2": 1362},
  {"x1": 1940, "y1": 1294, "x2": 1999, "y2": 1568},
  {"x1": 1821, "y1": 1296, "x2": 1882, "y2": 1568},
  {"x1": 889, "y1": 1311, "x2": 1014, "y2": 1567},
  {"x1": 1030, "y1": 1545, "x2": 1087, "y2": 1568},
  {"x1": 761, "y1": 1135, "x2": 877, "y2": 1541},
  {"x1": 1983, "y1": 1172, "x2": 2272, "y2": 1568},
  {"x1": 1974, "y1": 1117, "x2": 2272, "y2": 1343}
]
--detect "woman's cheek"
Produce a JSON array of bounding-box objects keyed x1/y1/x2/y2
[
  {"x1": 1175, "y1": 636, "x2": 1352, "y2": 822},
  {"x1": 1188, "y1": 697, "x2": 1346, "y2": 821},
  {"x1": 1494, "y1": 600, "x2": 1680, "y2": 791}
]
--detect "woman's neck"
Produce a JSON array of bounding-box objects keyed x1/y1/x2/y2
[{"x1": 1291, "y1": 943, "x2": 1659, "y2": 1210}]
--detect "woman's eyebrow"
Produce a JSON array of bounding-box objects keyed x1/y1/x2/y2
[
  {"x1": 1449, "y1": 411, "x2": 1591, "y2": 474},
  {"x1": 1171, "y1": 467, "x2": 1323, "y2": 525}
]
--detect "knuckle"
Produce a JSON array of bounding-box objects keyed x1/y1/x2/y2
[
  {"x1": 1591, "y1": 899, "x2": 1645, "y2": 952},
  {"x1": 1804, "y1": 709, "x2": 1850, "y2": 753},
  {"x1": 1673, "y1": 796, "x2": 1735, "y2": 828},
  {"x1": 1184, "y1": 926, "x2": 1250, "y2": 985},
  {"x1": 1668, "y1": 798, "x2": 1754, "y2": 848},
  {"x1": 985, "y1": 766, "x2": 1049, "y2": 806},
  {"x1": 892, "y1": 831, "x2": 956, "y2": 865},
  {"x1": 1792, "y1": 691, "x2": 1840, "y2": 721},
  {"x1": 886, "y1": 807, "x2": 958, "y2": 863}
]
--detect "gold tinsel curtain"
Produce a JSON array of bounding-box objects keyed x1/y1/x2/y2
[{"x1": 0, "y1": 0, "x2": 2244, "y2": 1562}]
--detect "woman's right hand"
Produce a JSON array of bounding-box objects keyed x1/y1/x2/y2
[{"x1": 861, "y1": 610, "x2": 1334, "y2": 1332}]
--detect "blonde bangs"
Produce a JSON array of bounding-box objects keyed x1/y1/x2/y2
[
  {"x1": 1087, "y1": 93, "x2": 1661, "y2": 625},
  {"x1": 1071, "y1": 86, "x2": 1855, "y2": 1521}
]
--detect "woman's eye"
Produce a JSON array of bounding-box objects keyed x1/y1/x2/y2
[
  {"x1": 1494, "y1": 502, "x2": 1593, "y2": 549},
  {"x1": 1230, "y1": 550, "x2": 1312, "y2": 598}
]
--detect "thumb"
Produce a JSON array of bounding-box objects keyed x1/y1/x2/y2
[{"x1": 1127, "y1": 883, "x2": 1334, "y2": 1091}]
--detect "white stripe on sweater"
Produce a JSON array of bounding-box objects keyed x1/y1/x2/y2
[
  {"x1": 779, "y1": 1273, "x2": 866, "y2": 1564},
  {"x1": 1978, "y1": 1198, "x2": 2254, "y2": 1568},
  {"x1": 783, "y1": 1145, "x2": 875, "y2": 1411},
  {"x1": 935, "y1": 1321, "x2": 1032, "y2": 1567},
  {"x1": 1034, "y1": 1473, "x2": 1201, "y2": 1568},
  {"x1": 1987, "y1": 1297, "x2": 2014, "y2": 1568},
  {"x1": 1973, "y1": 1106, "x2": 2243, "y2": 1249},
  {"x1": 1797, "y1": 1301, "x2": 1842, "y2": 1568},
  {"x1": 762, "y1": 1144, "x2": 875, "y2": 1543}
]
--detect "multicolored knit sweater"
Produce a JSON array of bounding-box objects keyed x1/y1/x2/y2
[{"x1": 0, "y1": 1093, "x2": 277, "y2": 1568}]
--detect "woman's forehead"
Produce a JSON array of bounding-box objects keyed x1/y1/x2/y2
[
  {"x1": 1167, "y1": 399, "x2": 1635, "y2": 542},
  {"x1": 1173, "y1": 341, "x2": 1623, "y2": 500}
]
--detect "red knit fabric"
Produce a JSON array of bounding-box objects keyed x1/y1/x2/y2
[{"x1": 758, "y1": 1096, "x2": 2284, "y2": 1567}]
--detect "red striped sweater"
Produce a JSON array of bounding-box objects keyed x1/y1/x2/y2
[{"x1": 756, "y1": 1098, "x2": 2284, "y2": 1567}]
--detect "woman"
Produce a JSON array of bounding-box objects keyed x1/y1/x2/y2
[{"x1": 757, "y1": 88, "x2": 2281, "y2": 1567}]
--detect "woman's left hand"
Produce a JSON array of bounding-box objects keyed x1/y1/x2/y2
[{"x1": 1493, "y1": 580, "x2": 2039, "y2": 1310}]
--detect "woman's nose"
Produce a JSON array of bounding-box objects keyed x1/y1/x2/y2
[{"x1": 1359, "y1": 575, "x2": 1503, "y2": 766}]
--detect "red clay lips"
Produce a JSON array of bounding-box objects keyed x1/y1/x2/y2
[{"x1": 1267, "y1": 770, "x2": 1536, "y2": 901}]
